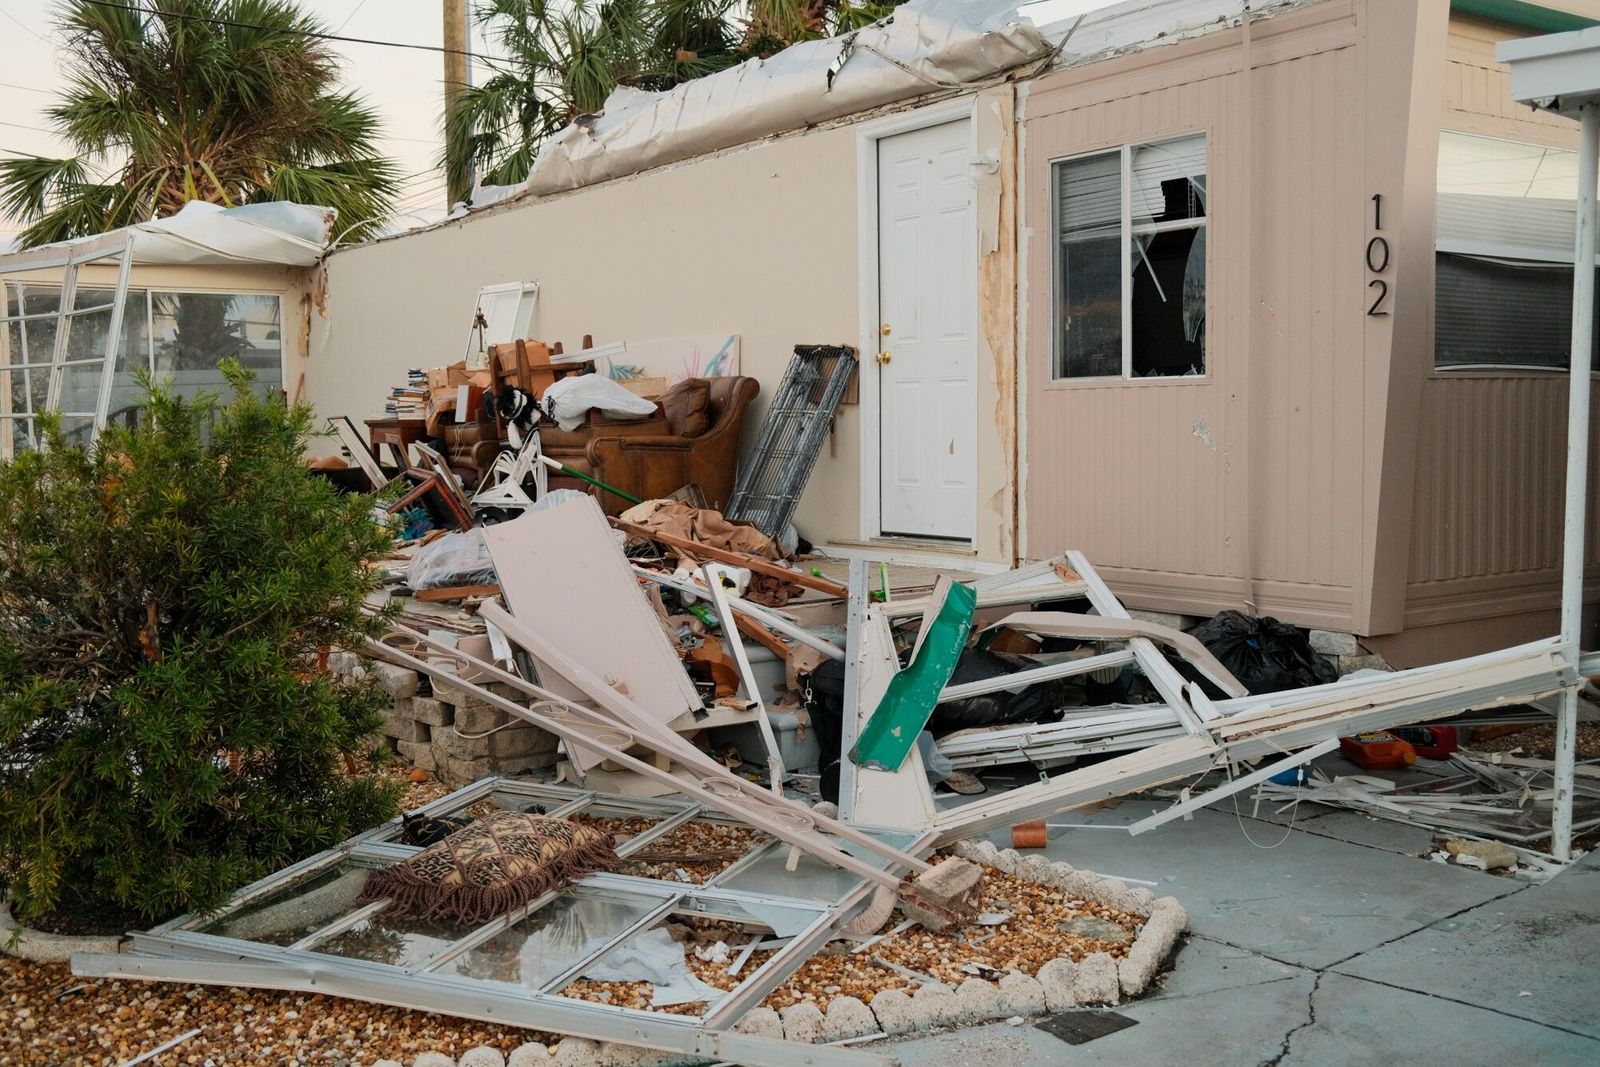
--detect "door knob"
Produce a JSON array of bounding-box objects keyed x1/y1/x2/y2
[
  {"x1": 880, "y1": 323, "x2": 892, "y2": 336},
  {"x1": 876, "y1": 351, "x2": 893, "y2": 364}
]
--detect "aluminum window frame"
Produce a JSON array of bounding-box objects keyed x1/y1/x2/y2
[
  {"x1": 86, "y1": 777, "x2": 921, "y2": 1067},
  {"x1": 1049, "y1": 133, "x2": 1209, "y2": 382}
]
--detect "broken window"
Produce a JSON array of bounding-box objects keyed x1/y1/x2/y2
[
  {"x1": 1, "y1": 279, "x2": 283, "y2": 452},
  {"x1": 1052, "y1": 133, "x2": 1207, "y2": 380},
  {"x1": 1435, "y1": 130, "x2": 1600, "y2": 370}
]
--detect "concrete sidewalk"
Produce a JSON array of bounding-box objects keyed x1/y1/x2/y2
[{"x1": 887, "y1": 755, "x2": 1600, "y2": 1065}]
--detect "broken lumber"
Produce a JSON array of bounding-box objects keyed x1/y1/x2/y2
[{"x1": 611, "y1": 516, "x2": 849, "y2": 597}]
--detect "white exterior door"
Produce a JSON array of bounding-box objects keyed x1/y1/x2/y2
[{"x1": 876, "y1": 119, "x2": 977, "y2": 541}]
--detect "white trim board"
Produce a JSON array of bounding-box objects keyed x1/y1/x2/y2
[{"x1": 855, "y1": 95, "x2": 981, "y2": 548}]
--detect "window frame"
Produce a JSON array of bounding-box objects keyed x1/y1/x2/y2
[
  {"x1": 1048, "y1": 132, "x2": 1210, "y2": 384},
  {"x1": 1432, "y1": 128, "x2": 1599, "y2": 377}
]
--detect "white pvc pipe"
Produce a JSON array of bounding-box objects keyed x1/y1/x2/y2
[{"x1": 1555, "y1": 101, "x2": 1599, "y2": 863}]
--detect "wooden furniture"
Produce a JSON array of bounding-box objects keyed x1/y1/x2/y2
[{"x1": 364, "y1": 417, "x2": 428, "y2": 468}]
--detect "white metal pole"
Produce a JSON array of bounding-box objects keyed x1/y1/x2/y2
[{"x1": 1554, "y1": 100, "x2": 1599, "y2": 863}]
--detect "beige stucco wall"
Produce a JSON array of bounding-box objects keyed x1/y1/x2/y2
[{"x1": 307, "y1": 97, "x2": 1017, "y2": 562}]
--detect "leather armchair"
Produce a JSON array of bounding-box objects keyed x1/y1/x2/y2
[{"x1": 582, "y1": 376, "x2": 760, "y2": 514}]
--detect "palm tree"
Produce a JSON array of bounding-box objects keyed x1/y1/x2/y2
[
  {"x1": 0, "y1": 0, "x2": 400, "y2": 249},
  {"x1": 445, "y1": 0, "x2": 903, "y2": 197}
]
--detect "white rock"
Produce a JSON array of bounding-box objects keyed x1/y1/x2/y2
[
  {"x1": 990, "y1": 847, "x2": 1022, "y2": 875},
  {"x1": 781, "y1": 1001, "x2": 826, "y2": 1044},
  {"x1": 508, "y1": 1044, "x2": 552, "y2": 1067},
  {"x1": 413, "y1": 1054, "x2": 456, "y2": 1067},
  {"x1": 811, "y1": 801, "x2": 839, "y2": 819},
  {"x1": 955, "y1": 978, "x2": 1002, "y2": 1022},
  {"x1": 732, "y1": 1007, "x2": 783, "y2": 1039},
  {"x1": 1150, "y1": 897, "x2": 1189, "y2": 931},
  {"x1": 963, "y1": 839, "x2": 1001, "y2": 866},
  {"x1": 997, "y1": 971, "x2": 1047, "y2": 1015},
  {"x1": 594, "y1": 1044, "x2": 665, "y2": 1066},
  {"x1": 822, "y1": 995, "x2": 878, "y2": 1041},
  {"x1": 458, "y1": 1048, "x2": 506, "y2": 1067},
  {"x1": 868, "y1": 988, "x2": 916, "y2": 1035},
  {"x1": 1073, "y1": 952, "x2": 1121, "y2": 1005},
  {"x1": 550, "y1": 1038, "x2": 601, "y2": 1067},
  {"x1": 1308, "y1": 629, "x2": 1362, "y2": 656},
  {"x1": 373, "y1": 1060, "x2": 403, "y2": 1067},
  {"x1": 1018, "y1": 855, "x2": 1056, "y2": 884},
  {"x1": 1036, "y1": 957, "x2": 1079, "y2": 1011},
  {"x1": 912, "y1": 983, "x2": 962, "y2": 1026},
  {"x1": 1124, "y1": 886, "x2": 1157, "y2": 914}
]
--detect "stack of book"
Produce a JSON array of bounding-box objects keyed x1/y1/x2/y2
[{"x1": 384, "y1": 369, "x2": 428, "y2": 418}]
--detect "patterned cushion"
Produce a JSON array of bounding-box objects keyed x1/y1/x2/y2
[{"x1": 360, "y1": 810, "x2": 618, "y2": 926}]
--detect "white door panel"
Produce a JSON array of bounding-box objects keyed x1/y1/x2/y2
[{"x1": 877, "y1": 119, "x2": 977, "y2": 540}]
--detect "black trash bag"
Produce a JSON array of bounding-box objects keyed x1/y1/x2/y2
[
  {"x1": 1188, "y1": 610, "x2": 1338, "y2": 695},
  {"x1": 927, "y1": 648, "x2": 1069, "y2": 736}
]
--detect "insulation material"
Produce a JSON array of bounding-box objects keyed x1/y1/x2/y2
[{"x1": 525, "y1": 0, "x2": 1052, "y2": 196}]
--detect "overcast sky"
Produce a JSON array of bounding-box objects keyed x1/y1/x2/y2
[{"x1": 0, "y1": 0, "x2": 1104, "y2": 245}]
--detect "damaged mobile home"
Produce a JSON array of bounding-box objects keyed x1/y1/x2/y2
[{"x1": 4, "y1": 0, "x2": 1598, "y2": 1062}]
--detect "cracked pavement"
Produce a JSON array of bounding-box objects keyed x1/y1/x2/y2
[{"x1": 887, "y1": 754, "x2": 1600, "y2": 1065}]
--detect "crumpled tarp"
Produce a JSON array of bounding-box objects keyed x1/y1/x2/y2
[
  {"x1": 0, "y1": 200, "x2": 334, "y2": 270},
  {"x1": 525, "y1": 0, "x2": 1051, "y2": 196}
]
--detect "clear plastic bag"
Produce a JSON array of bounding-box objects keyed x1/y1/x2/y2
[{"x1": 407, "y1": 528, "x2": 498, "y2": 590}]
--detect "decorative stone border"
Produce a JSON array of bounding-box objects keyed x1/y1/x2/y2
[
  {"x1": 0, "y1": 896, "x2": 126, "y2": 963},
  {"x1": 371, "y1": 842, "x2": 1189, "y2": 1066}
]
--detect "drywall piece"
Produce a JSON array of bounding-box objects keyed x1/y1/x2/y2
[
  {"x1": 847, "y1": 605, "x2": 940, "y2": 831},
  {"x1": 482, "y1": 497, "x2": 702, "y2": 771},
  {"x1": 851, "y1": 578, "x2": 977, "y2": 773}
]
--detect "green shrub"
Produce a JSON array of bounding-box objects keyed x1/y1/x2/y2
[{"x1": 0, "y1": 364, "x2": 401, "y2": 924}]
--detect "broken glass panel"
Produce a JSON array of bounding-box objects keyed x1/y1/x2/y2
[
  {"x1": 442, "y1": 887, "x2": 660, "y2": 988},
  {"x1": 198, "y1": 862, "x2": 373, "y2": 946}
]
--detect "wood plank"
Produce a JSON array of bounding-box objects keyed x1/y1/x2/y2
[
  {"x1": 611, "y1": 517, "x2": 849, "y2": 597},
  {"x1": 413, "y1": 583, "x2": 502, "y2": 602}
]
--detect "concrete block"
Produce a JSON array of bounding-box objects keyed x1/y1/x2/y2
[
  {"x1": 413, "y1": 1054, "x2": 456, "y2": 1067},
  {"x1": 435, "y1": 726, "x2": 493, "y2": 761},
  {"x1": 459, "y1": 1048, "x2": 507, "y2": 1067},
  {"x1": 441, "y1": 754, "x2": 501, "y2": 785},
  {"x1": 1308, "y1": 629, "x2": 1362, "y2": 656},
  {"x1": 997, "y1": 972, "x2": 1047, "y2": 1015},
  {"x1": 455, "y1": 702, "x2": 512, "y2": 735},
  {"x1": 955, "y1": 977, "x2": 1002, "y2": 1022},
  {"x1": 904, "y1": 857, "x2": 983, "y2": 931},
  {"x1": 1036, "y1": 957, "x2": 1079, "y2": 1011},
  {"x1": 822, "y1": 995, "x2": 878, "y2": 1041},
  {"x1": 488, "y1": 724, "x2": 560, "y2": 761},
  {"x1": 550, "y1": 1038, "x2": 601, "y2": 1067},
  {"x1": 373, "y1": 662, "x2": 419, "y2": 699},
  {"x1": 385, "y1": 714, "x2": 432, "y2": 744},
  {"x1": 868, "y1": 988, "x2": 916, "y2": 1035},
  {"x1": 405, "y1": 696, "x2": 455, "y2": 727},
  {"x1": 395, "y1": 740, "x2": 435, "y2": 772},
  {"x1": 508, "y1": 1044, "x2": 552, "y2": 1066},
  {"x1": 1073, "y1": 951, "x2": 1121, "y2": 1005},
  {"x1": 731, "y1": 1006, "x2": 783, "y2": 1038},
  {"x1": 781, "y1": 1001, "x2": 826, "y2": 1044}
]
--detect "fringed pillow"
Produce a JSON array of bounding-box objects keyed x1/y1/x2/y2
[{"x1": 360, "y1": 810, "x2": 619, "y2": 926}]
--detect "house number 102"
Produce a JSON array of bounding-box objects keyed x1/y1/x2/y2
[{"x1": 1367, "y1": 193, "x2": 1390, "y2": 316}]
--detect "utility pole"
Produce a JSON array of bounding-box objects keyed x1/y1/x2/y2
[{"x1": 443, "y1": 0, "x2": 471, "y2": 208}]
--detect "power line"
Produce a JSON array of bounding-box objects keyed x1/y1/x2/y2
[
  {"x1": 0, "y1": 120, "x2": 55, "y2": 135},
  {"x1": 334, "y1": 0, "x2": 370, "y2": 35},
  {"x1": 79, "y1": 0, "x2": 511, "y2": 64},
  {"x1": 1, "y1": 9, "x2": 47, "y2": 42},
  {"x1": 0, "y1": 81, "x2": 53, "y2": 96}
]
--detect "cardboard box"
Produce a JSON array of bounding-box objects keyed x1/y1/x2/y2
[
  {"x1": 616, "y1": 376, "x2": 670, "y2": 400},
  {"x1": 425, "y1": 362, "x2": 488, "y2": 391}
]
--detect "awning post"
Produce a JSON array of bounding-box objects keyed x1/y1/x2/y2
[{"x1": 1554, "y1": 100, "x2": 1599, "y2": 862}]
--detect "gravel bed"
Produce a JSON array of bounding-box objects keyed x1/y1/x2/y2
[{"x1": 0, "y1": 958, "x2": 555, "y2": 1067}]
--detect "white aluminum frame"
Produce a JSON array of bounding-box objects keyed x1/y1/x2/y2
[{"x1": 73, "y1": 776, "x2": 909, "y2": 1067}]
